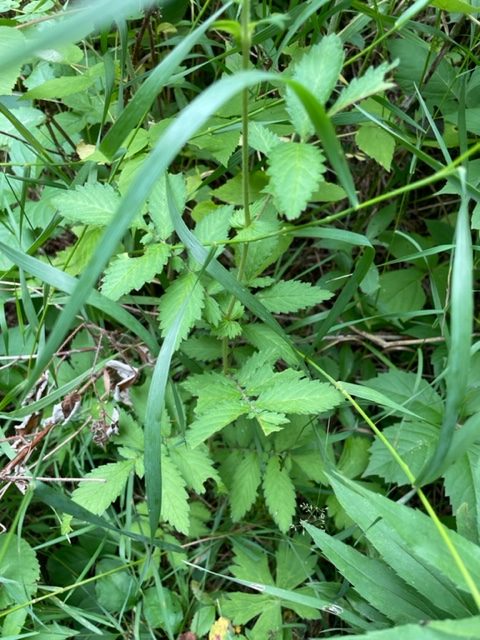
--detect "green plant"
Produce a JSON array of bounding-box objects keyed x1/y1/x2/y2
[{"x1": 0, "y1": 0, "x2": 479, "y2": 638}]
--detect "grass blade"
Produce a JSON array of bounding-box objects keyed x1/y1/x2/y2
[{"x1": 417, "y1": 170, "x2": 473, "y2": 484}]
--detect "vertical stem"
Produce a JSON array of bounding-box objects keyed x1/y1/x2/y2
[
  {"x1": 222, "y1": 0, "x2": 251, "y2": 374},
  {"x1": 241, "y1": 0, "x2": 251, "y2": 227}
]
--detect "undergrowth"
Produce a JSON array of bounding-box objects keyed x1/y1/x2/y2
[{"x1": 0, "y1": 0, "x2": 480, "y2": 638}]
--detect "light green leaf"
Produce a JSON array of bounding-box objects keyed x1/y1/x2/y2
[
  {"x1": 286, "y1": 35, "x2": 344, "y2": 137},
  {"x1": 168, "y1": 442, "x2": 219, "y2": 493},
  {"x1": 0, "y1": 535, "x2": 40, "y2": 608},
  {"x1": 356, "y1": 123, "x2": 395, "y2": 171},
  {"x1": 53, "y1": 183, "x2": 121, "y2": 226},
  {"x1": 267, "y1": 142, "x2": 326, "y2": 219},
  {"x1": 432, "y1": 0, "x2": 476, "y2": 13},
  {"x1": 24, "y1": 74, "x2": 95, "y2": 99},
  {"x1": 256, "y1": 370, "x2": 342, "y2": 415},
  {"x1": 230, "y1": 451, "x2": 262, "y2": 520},
  {"x1": 330, "y1": 62, "x2": 396, "y2": 116},
  {"x1": 161, "y1": 455, "x2": 190, "y2": 534},
  {"x1": 0, "y1": 28, "x2": 25, "y2": 94},
  {"x1": 235, "y1": 207, "x2": 293, "y2": 281},
  {"x1": 71, "y1": 460, "x2": 134, "y2": 516},
  {"x1": 363, "y1": 369, "x2": 443, "y2": 424},
  {"x1": 158, "y1": 271, "x2": 205, "y2": 344},
  {"x1": 263, "y1": 455, "x2": 296, "y2": 532},
  {"x1": 248, "y1": 121, "x2": 281, "y2": 154},
  {"x1": 149, "y1": 172, "x2": 186, "y2": 240},
  {"x1": 189, "y1": 127, "x2": 239, "y2": 166},
  {"x1": 255, "y1": 410, "x2": 290, "y2": 435},
  {"x1": 184, "y1": 371, "x2": 243, "y2": 414},
  {"x1": 186, "y1": 401, "x2": 249, "y2": 449},
  {"x1": 101, "y1": 242, "x2": 170, "y2": 300},
  {"x1": 193, "y1": 205, "x2": 233, "y2": 251},
  {"x1": 256, "y1": 279, "x2": 333, "y2": 313}
]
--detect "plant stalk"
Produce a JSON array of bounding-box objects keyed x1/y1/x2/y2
[{"x1": 222, "y1": 0, "x2": 252, "y2": 373}]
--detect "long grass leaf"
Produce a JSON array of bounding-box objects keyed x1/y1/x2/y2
[
  {"x1": 0, "y1": 0, "x2": 157, "y2": 74},
  {"x1": 417, "y1": 170, "x2": 473, "y2": 484},
  {"x1": 144, "y1": 246, "x2": 216, "y2": 536}
]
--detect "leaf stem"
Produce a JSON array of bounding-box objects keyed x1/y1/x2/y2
[{"x1": 222, "y1": 0, "x2": 252, "y2": 373}]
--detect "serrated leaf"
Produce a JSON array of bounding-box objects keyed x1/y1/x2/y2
[
  {"x1": 101, "y1": 243, "x2": 170, "y2": 300},
  {"x1": 0, "y1": 28, "x2": 25, "y2": 94},
  {"x1": 256, "y1": 370, "x2": 342, "y2": 415},
  {"x1": 235, "y1": 207, "x2": 292, "y2": 281},
  {"x1": 158, "y1": 271, "x2": 205, "y2": 344},
  {"x1": 53, "y1": 183, "x2": 121, "y2": 226},
  {"x1": 263, "y1": 455, "x2": 296, "y2": 532},
  {"x1": 230, "y1": 451, "x2": 262, "y2": 520},
  {"x1": 356, "y1": 123, "x2": 395, "y2": 171},
  {"x1": 161, "y1": 454, "x2": 190, "y2": 534},
  {"x1": 71, "y1": 460, "x2": 135, "y2": 515},
  {"x1": 286, "y1": 35, "x2": 344, "y2": 138},
  {"x1": 168, "y1": 442, "x2": 219, "y2": 493},
  {"x1": 186, "y1": 401, "x2": 248, "y2": 449},
  {"x1": 189, "y1": 127, "x2": 239, "y2": 166},
  {"x1": 267, "y1": 142, "x2": 326, "y2": 220},
  {"x1": 256, "y1": 279, "x2": 333, "y2": 313},
  {"x1": 330, "y1": 62, "x2": 397, "y2": 116},
  {"x1": 255, "y1": 410, "x2": 289, "y2": 435},
  {"x1": 184, "y1": 371, "x2": 243, "y2": 414},
  {"x1": 0, "y1": 535, "x2": 40, "y2": 608},
  {"x1": 149, "y1": 172, "x2": 186, "y2": 240},
  {"x1": 248, "y1": 121, "x2": 281, "y2": 154}
]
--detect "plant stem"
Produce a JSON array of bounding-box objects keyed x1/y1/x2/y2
[{"x1": 222, "y1": 0, "x2": 252, "y2": 374}]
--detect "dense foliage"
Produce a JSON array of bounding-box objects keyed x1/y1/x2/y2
[{"x1": 0, "y1": 0, "x2": 479, "y2": 638}]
